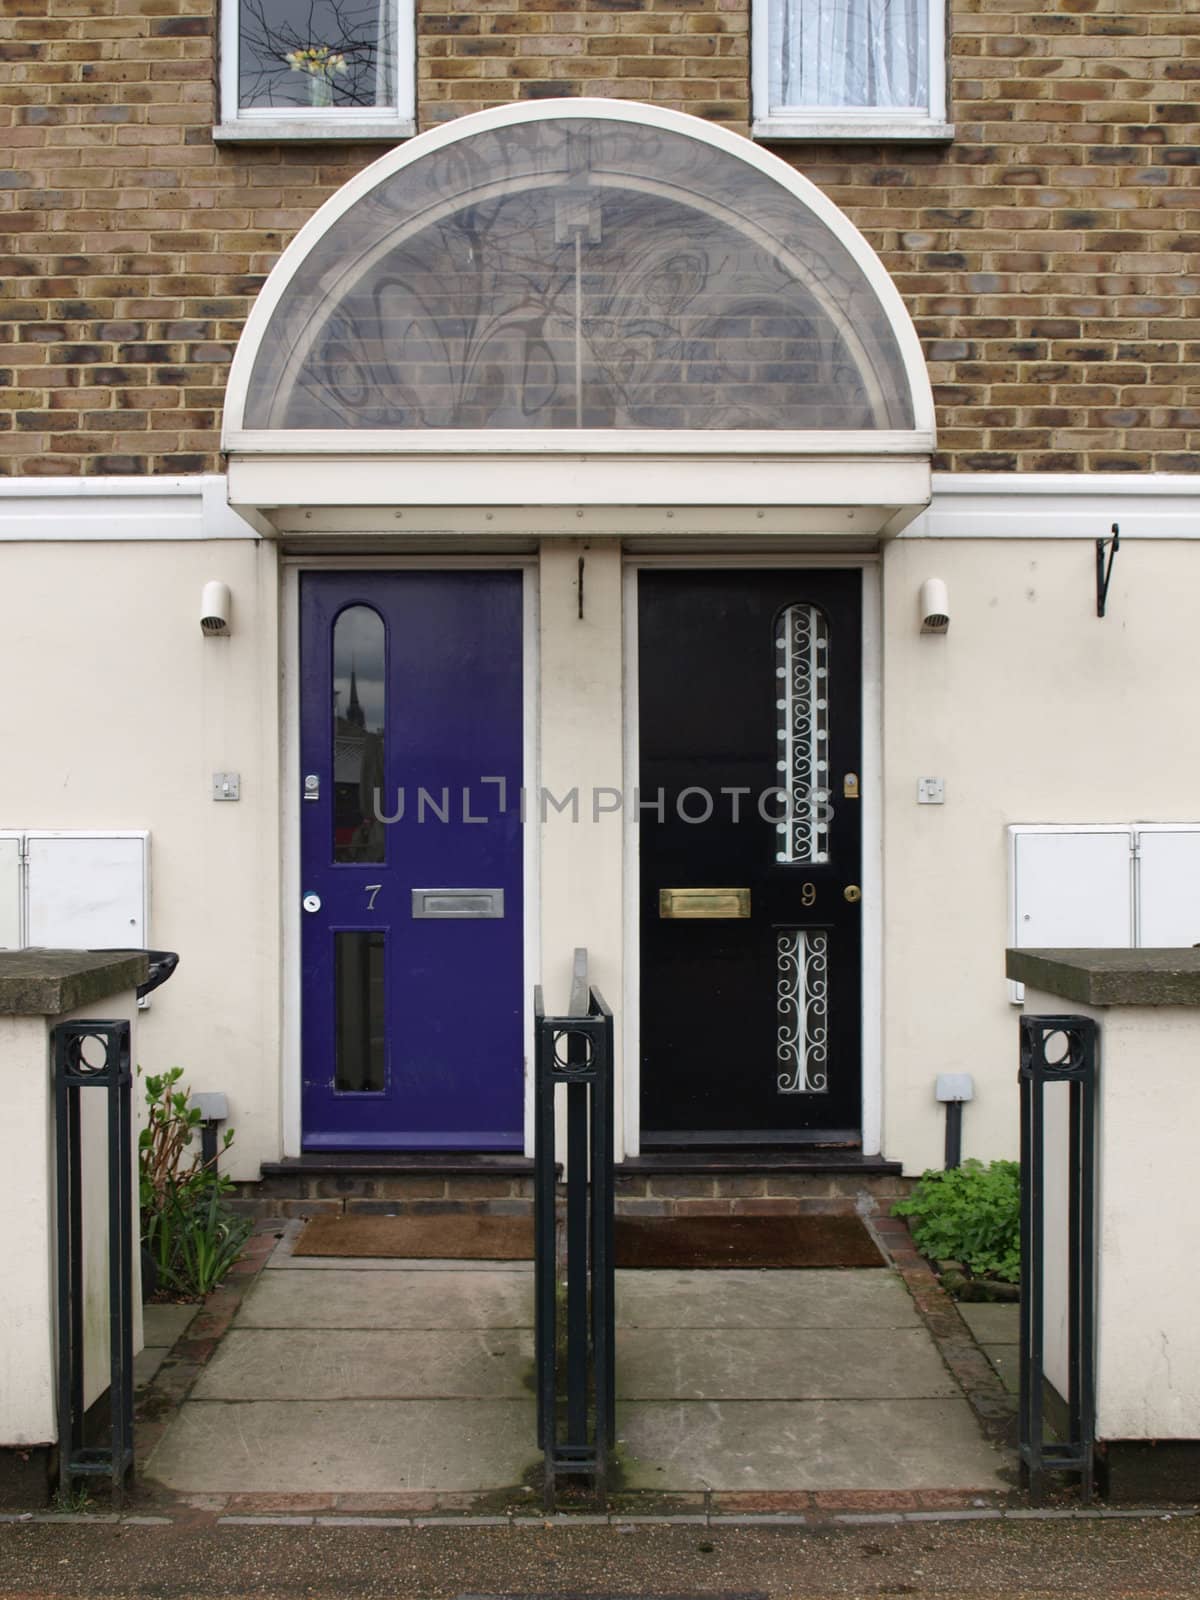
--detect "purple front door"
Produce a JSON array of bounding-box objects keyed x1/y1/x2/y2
[{"x1": 299, "y1": 571, "x2": 525, "y2": 1150}]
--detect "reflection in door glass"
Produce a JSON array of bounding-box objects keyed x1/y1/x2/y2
[
  {"x1": 333, "y1": 605, "x2": 385, "y2": 863},
  {"x1": 775, "y1": 604, "x2": 831, "y2": 865},
  {"x1": 335, "y1": 930, "x2": 386, "y2": 1093}
]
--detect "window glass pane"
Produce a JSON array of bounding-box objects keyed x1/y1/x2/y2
[
  {"x1": 239, "y1": 0, "x2": 395, "y2": 111},
  {"x1": 245, "y1": 117, "x2": 915, "y2": 431},
  {"x1": 334, "y1": 930, "x2": 386, "y2": 1092},
  {"x1": 333, "y1": 604, "x2": 385, "y2": 864},
  {"x1": 769, "y1": 0, "x2": 929, "y2": 111}
]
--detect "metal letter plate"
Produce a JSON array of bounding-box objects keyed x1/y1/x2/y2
[
  {"x1": 659, "y1": 887, "x2": 751, "y2": 919},
  {"x1": 412, "y1": 888, "x2": 505, "y2": 919}
]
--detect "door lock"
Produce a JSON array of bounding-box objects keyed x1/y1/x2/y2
[
  {"x1": 303, "y1": 774, "x2": 320, "y2": 801},
  {"x1": 302, "y1": 892, "x2": 321, "y2": 914},
  {"x1": 843, "y1": 885, "x2": 862, "y2": 904}
]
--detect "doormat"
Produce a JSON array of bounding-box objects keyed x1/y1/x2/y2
[
  {"x1": 294, "y1": 1213, "x2": 534, "y2": 1260},
  {"x1": 295, "y1": 1211, "x2": 883, "y2": 1268},
  {"x1": 613, "y1": 1214, "x2": 885, "y2": 1269}
]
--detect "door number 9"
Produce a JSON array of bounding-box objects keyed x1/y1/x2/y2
[
  {"x1": 365, "y1": 884, "x2": 382, "y2": 911},
  {"x1": 801, "y1": 882, "x2": 816, "y2": 907}
]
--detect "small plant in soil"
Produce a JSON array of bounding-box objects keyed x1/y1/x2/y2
[
  {"x1": 139, "y1": 1067, "x2": 252, "y2": 1300},
  {"x1": 894, "y1": 1158, "x2": 1020, "y2": 1288}
]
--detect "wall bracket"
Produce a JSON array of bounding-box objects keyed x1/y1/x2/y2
[{"x1": 1096, "y1": 523, "x2": 1120, "y2": 618}]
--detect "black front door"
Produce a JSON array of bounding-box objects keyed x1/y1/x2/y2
[{"x1": 638, "y1": 569, "x2": 862, "y2": 1146}]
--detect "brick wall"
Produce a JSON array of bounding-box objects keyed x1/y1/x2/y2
[{"x1": 1, "y1": 0, "x2": 1197, "y2": 475}]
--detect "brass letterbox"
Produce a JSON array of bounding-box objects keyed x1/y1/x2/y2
[{"x1": 658, "y1": 887, "x2": 751, "y2": 919}]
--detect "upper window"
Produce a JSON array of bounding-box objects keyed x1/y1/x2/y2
[
  {"x1": 752, "y1": 0, "x2": 950, "y2": 141},
  {"x1": 216, "y1": 0, "x2": 414, "y2": 141}
]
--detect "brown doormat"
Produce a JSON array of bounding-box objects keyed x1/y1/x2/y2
[
  {"x1": 295, "y1": 1210, "x2": 883, "y2": 1268},
  {"x1": 295, "y1": 1213, "x2": 534, "y2": 1260},
  {"x1": 613, "y1": 1214, "x2": 885, "y2": 1269}
]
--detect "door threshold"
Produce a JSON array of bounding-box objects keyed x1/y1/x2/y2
[
  {"x1": 623, "y1": 1149, "x2": 902, "y2": 1176},
  {"x1": 261, "y1": 1152, "x2": 535, "y2": 1177}
]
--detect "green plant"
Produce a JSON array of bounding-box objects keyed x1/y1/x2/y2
[
  {"x1": 139, "y1": 1068, "x2": 252, "y2": 1299},
  {"x1": 894, "y1": 1158, "x2": 1021, "y2": 1284}
]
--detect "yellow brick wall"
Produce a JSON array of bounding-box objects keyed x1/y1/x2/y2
[{"x1": 0, "y1": 0, "x2": 1197, "y2": 474}]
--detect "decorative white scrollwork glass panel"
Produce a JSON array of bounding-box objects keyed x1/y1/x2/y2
[
  {"x1": 777, "y1": 929, "x2": 829, "y2": 1095},
  {"x1": 775, "y1": 603, "x2": 830, "y2": 866},
  {"x1": 244, "y1": 117, "x2": 915, "y2": 431}
]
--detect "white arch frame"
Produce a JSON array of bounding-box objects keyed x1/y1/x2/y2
[{"x1": 222, "y1": 97, "x2": 935, "y2": 459}]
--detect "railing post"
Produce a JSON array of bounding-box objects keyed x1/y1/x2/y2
[
  {"x1": 53, "y1": 1019, "x2": 136, "y2": 1507},
  {"x1": 1018, "y1": 1013, "x2": 1098, "y2": 1505},
  {"x1": 533, "y1": 954, "x2": 615, "y2": 1508}
]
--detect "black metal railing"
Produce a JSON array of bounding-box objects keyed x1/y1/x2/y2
[
  {"x1": 1018, "y1": 1013, "x2": 1098, "y2": 1505},
  {"x1": 534, "y1": 949, "x2": 615, "y2": 1508},
  {"x1": 54, "y1": 1019, "x2": 136, "y2": 1506}
]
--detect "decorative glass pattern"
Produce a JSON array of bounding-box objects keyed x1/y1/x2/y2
[
  {"x1": 244, "y1": 117, "x2": 915, "y2": 432},
  {"x1": 775, "y1": 603, "x2": 830, "y2": 865},
  {"x1": 332, "y1": 604, "x2": 386, "y2": 864},
  {"x1": 777, "y1": 929, "x2": 829, "y2": 1095}
]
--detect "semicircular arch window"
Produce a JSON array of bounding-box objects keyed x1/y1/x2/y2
[{"x1": 244, "y1": 117, "x2": 915, "y2": 432}]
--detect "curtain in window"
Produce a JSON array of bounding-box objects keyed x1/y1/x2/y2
[{"x1": 769, "y1": 0, "x2": 928, "y2": 110}]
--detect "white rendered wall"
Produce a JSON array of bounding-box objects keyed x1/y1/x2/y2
[
  {"x1": 879, "y1": 536, "x2": 1200, "y2": 1173},
  {"x1": 1023, "y1": 986, "x2": 1200, "y2": 1442},
  {"x1": 0, "y1": 542, "x2": 281, "y2": 1181},
  {"x1": 0, "y1": 989, "x2": 141, "y2": 1446},
  {"x1": 538, "y1": 540, "x2": 625, "y2": 1153}
]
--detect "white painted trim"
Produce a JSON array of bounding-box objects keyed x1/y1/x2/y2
[
  {"x1": 217, "y1": 0, "x2": 413, "y2": 137},
  {"x1": 751, "y1": 0, "x2": 947, "y2": 132},
  {"x1": 621, "y1": 562, "x2": 640, "y2": 1161},
  {"x1": 213, "y1": 121, "x2": 415, "y2": 145},
  {"x1": 752, "y1": 120, "x2": 954, "y2": 143},
  {"x1": 906, "y1": 472, "x2": 1200, "y2": 540},
  {"x1": 280, "y1": 557, "x2": 537, "y2": 1161},
  {"x1": 522, "y1": 566, "x2": 541, "y2": 1162},
  {"x1": 281, "y1": 566, "x2": 302, "y2": 1158},
  {"x1": 859, "y1": 563, "x2": 883, "y2": 1156},
  {"x1": 229, "y1": 455, "x2": 933, "y2": 521},
  {"x1": 622, "y1": 555, "x2": 882, "y2": 1157},
  {"x1": 226, "y1": 429, "x2": 933, "y2": 458},
  {"x1": 221, "y1": 97, "x2": 935, "y2": 443},
  {"x1": 0, "y1": 476, "x2": 260, "y2": 542}
]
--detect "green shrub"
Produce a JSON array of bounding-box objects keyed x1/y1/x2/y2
[
  {"x1": 139, "y1": 1067, "x2": 252, "y2": 1299},
  {"x1": 894, "y1": 1158, "x2": 1021, "y2": 1284}
]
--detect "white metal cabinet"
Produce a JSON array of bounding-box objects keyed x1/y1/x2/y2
[
  {"x1": 25, "y1": 832, "x2": 148, "y2": 949},
  {"x1": 1009, "y1": 827, "x2": 1134, "y2": 1002},
  {"x1": 1135, "y1": 827, "x2": 1200, "y2": 947},
  {"x1": 0, "y1": 833, "x2": 21, "y2": 950}
]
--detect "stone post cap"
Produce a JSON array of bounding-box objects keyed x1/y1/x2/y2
[{"x1": 0, "y1": 949, "x2": 150, "y2": 1016}]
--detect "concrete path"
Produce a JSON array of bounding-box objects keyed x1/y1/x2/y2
[
  {"x1": 960, "y1": 1300, "x2": 1020, "y2": 1395},
  {"x1": 143, "y1": 1249, "x2": 1009, "y2": 1496}
]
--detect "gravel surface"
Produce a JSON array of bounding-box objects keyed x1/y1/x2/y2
[{"x1": 0, "y1": 1515, "x2": 1198, "y2": 1599}]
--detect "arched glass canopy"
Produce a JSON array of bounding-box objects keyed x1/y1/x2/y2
[{"x1": 228, "y1": 103, "x2": 931, "y2": 439}]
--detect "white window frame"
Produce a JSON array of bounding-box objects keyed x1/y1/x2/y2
[
  {"x1": 215, "y1": 0, "x2": 415, "y2": 144},
  {"x1": 751, "y1": 0, "x2": 952, "y2": 143}
]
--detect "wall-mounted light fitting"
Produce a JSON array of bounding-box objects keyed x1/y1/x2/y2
[
  {"x1": 919, "y1": 577, "x2": 950, "y2": 634},
  {"x1": 200, "y1": 580, "x2": 232, "y2": 637}
]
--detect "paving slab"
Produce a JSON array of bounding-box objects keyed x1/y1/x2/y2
[
  {"x1": 134, "y1": 1346, "x2": 168, "y2": 1389},
  {"x1": 191, "y1": 1329, "x2": 534, "y2": 1400},
  {"x1": 142, "y1": 1304, "x2": 198, "y2": 1348},
  {"x1": 615, "y1": 1268, "x2": 919, "y2": 1330},
  {"x1": 616, "y1": 1327, "x2": 959, "y2": 1400},
  {"x1": 617, "y1": 1398, "x2": 1010, "y2": 1491},
  {"x1": 982, "y1": 1343, "x2": 1019, "y2": 1394},
  {"x1": 143, "y1": 1399, "x2": 539, "y2": 1493},
  {"x1": 958, "y1": 1303, "x2": 1019, "y2": 1345},
  {"x1": 237, "y1": 1267, "x2": 534, "y2": 1330}
]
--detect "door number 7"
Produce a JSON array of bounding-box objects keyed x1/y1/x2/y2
[{"x1": 365, "y1": 884, "x2": 382, "y2": 911}]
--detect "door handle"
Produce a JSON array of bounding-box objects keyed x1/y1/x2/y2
[{"x1": 843, "y1": 885, "x2": 861, "y2": 904}]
